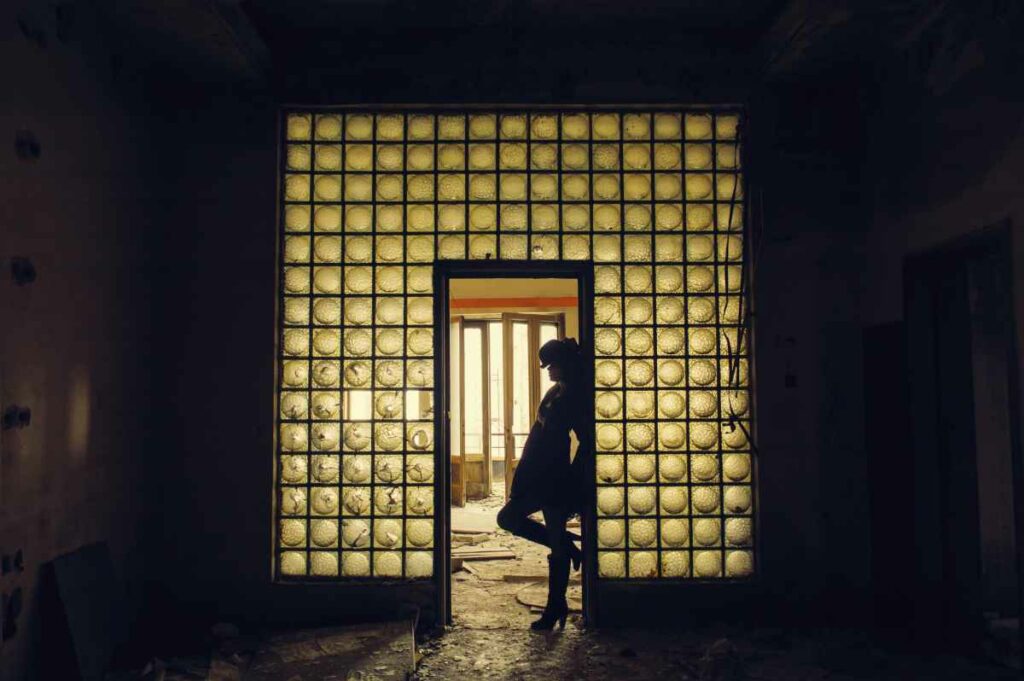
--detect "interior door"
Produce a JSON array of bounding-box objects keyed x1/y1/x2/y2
[{"x1": 501, "y1": 313, "x2": 565, "y2": 499}]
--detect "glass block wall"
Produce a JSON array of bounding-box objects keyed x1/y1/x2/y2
[{"x1": 275, "y1": 110, "x2": 754, "y2": 580}]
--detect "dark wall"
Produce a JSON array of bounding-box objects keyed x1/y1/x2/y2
[{"x1": 0, "y1": 5, "x2": 161, "y2": 678}]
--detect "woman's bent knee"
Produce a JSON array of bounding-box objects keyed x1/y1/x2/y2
[{"x1": 496, "y1": 505, "x2": 517, "y2": 532}]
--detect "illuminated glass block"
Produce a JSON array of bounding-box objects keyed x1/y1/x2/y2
[
  {"x1": 280, "y1": 551, "x2": 306, "y2": 576},
  {"x1": 597, "y1": 487, "x2": 625, "y2": 515},
  {"x1": 629, "y1": 552, "x2": 657, "y2": 578},
  {"x1": 345, "y1": 114, "x2": 372, "y2": 140},
  {"x1": 598, "y1": 519, "x2": 625, "y2": 548},
  {"x1": 625, "y1": 359, "x2": 653, "y2": 387},
  {"x1": 286, "y1": 114, "x2": 311, "y2": 140},
  {"x1": 598, "y1": 552, "x2": 626, "y2": 578},
  {"x1": 345, "y1": 144, "x2": 373, "y2": 171},
  {"x1": 342, "y1": 552, "x2": 371, "y2": 577},
  {"x1": 406, "y1": 519, "x2": 433, "y2": 547},
  {"x1": 312, "y1": 114, "x2": 343, "y2": 140}
]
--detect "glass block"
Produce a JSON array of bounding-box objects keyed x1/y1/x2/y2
[
  {"x1": 596, "y1": 455, "x2": 625, "y2": 484},
  {"x1": 593, "y1": 235, "x2": 620, "y2": 262},
  {"x1": 407, "y1": 551, "x2": 433, "y2": 578},
  {"x1": 311, "y1": 487, "x2": 340, "y2": 515},
  {"x1": 723, "y1": 424, "x2": 749, "y2": 450},
  {"x1": 596, "y1": 423, "x2": 623, "y2": 452},
  {"x1": 722, "y1": 389, "x2": 749, "y2": 417},
  {"x1": 629, "y1": 552, "x2": 658, "y2": 578},
  {"x1": 561, "y1": 114, "x2": 588, "y2": 140},
  {"x1": 285, "y1": 205, "x2": 312, "y2": 232},
  {"x1": 630, "y1": 520, "x2": 658, "y2": 548},
  {"x1": 625, "y1": 359, "x2": 653, "y2": 387},
  {"x1": 376, "y1": 519, "x2": 403, "y2": 548},
  {"x1": 531, "y1": 115, "x2": 557, "y2": 140},
  {"x1": 661, "y1": 518, "x2": 689, "y2": 548},
  {"x1": 342, "y1": 360, "x2": 372, "y2": 388},
  {"x1": 342, "y1": 552, "x2": 371, "y2": 577},
  {"x1": 626, "y1": 423, "x2": 655, "y2": 452},
  {"x1": 286, "y1": 114, "x2": 311, "y2": 140},
  {"x1": 344, "y1": 114, "x2": 372, "y2": 140},
  {"x1": 312, "y1": 454, "x2": 339, "y2": 482},
  {"x1": 375, "y1": 423, "x2": 403, "y2": 452},
  {"x1": 693, "y1": 518, "x2": 721, "y2": 547},
  {"x1": 598, "y1": 552, "x2": 626, "y2": 578},
  {"x1": 310, "y1": 552, "x2": 339, "y2": 576},
  {"x1": 660, "y1": 486, "x2": 688, "y2": 515},
  {"x1": 560, "y1": 204, "x2": 588, "y2": 232},
  {"x1": 659, "y1": 423, "x2": 686, "y2": 450},
  {"x1": 726, "y1": 551, "x2": 753, "y2": 577},
  {"x1": 627, "y1": 454, "x2": 655, "y2": 481},
  {"x1": 407, "y1": 455, "x2": 435, "y2": 483},
  {"x1": 687, "y1": 204, "x2": 713, "y2": 231},
  {"x1": 280, "y1": 551, "x2": 306, "y2": 576},
  {"x1": 407, "y1": 487, "x2": 434, "y2": 516},
  {"x1": 438, "y1": 115, "x2": 465, "y2": 140},
  {"x1": 624, "y1": 329, "x2": 653, "y2": 355},
  {"x1": 284, "y1": 174, "x2": 310, "y2": 202},
  {"x1": 342, "y1": 422, "x2": 371, "y2": 451},
  {"x1": 661, "y1": 551, "x2": 689, "y2": 577},
  {"x1": 532, "y1": 204, "x2": 558, "y2": 230},
  {"x1": 499, "y1": 143, "x2": 527, "y2": 169},
  {"x1": 694, "y1": 551, "x2": 722, "y2": 578},
  {"x1": 690, "y1": 453, "x2": 719, "y2": 482},
  {"x1": 500, "y1": 235, "x2": 528, "y2": 259},
  {"x1": 659, "y1": 454, "x2": 687, "y2": 482},
  {"x1": 376, "y1": 114, "x2": 403, "y2": 141},
  {"x1": 653, "y1": 174, "x2": 680, "y2": 201},
  {"x1": 280, "y1": 487, "x2": 307, "y2": 515},
  {"x1": 310, "y1": 519, "x2": 338, "y2": 548},
  {"x1": 530, "y1": 235, "x2": 558, "y2": 259},
  {"x1": 561, "y1": 144, "x2": 588, "y2": 170},
  {"x1": 654, "y1": 143, "x2": 681, "y2": 170},
  {"x1": 408, "y1": 115, "x2": 434, "y2": 140},
  {"x1": 623, "y1": 113, "x2": 650, "y2": 139},
  {"x1": 685, "y1": 174, "x2": 712, "y2": 200},
  {"x1": 500, "y1": 205, "x2": 527, "y2": 231},
  {"x1": 598, "y1": 519, "x2": 625, "y2": 548},
  {"x1": 438, "y1": 235, "x2": 466, "y2": 260},
  {"x1": 375, "y1": 552, "x2": 403, "y2": 577},
  {"x1": 562, "y1": 174, "x2": 589, "y2": 200},
  {"x1": 593, "y1": 113, "x2": 620, "y2": 139},
  {"x1": 280, "y1": 455, "x2": 307, "y2": 483},
  {"x1": 468, "y1": 144, "x2": 496, "y2": 170},
  {"x1": 654, "y1": 113, "x2": 681, "y2": 139},
  {"x1": 469, "y1": 204, "x2": 496, "y2": 231},
  {"x1": 468, "y1": 235, "x2": 496, "y2": 259},
  {"x1": 563, "y1": 235, "x2": 589, "y2": 260},
  {"x1": 595, "y1": 359, "x2": 622, "y2": 387},
  {"x1": 725, "y1": 518, "x2": 752, "y2": 546},
  {"x1": 597, "y1": 487, "x2": 625, "y2": 515},
  {"x1": 627, "y1": 487, "x2": 656, "y2": 515},
  {"x1": 438, "y1": 174, "x2": 465, "y2": 201},
  {"x1": 469, "y1": 114, "x2": 496, "y2": 139},
  {"x1": 531, "y1": 143, "x2": 557, "y2": 169},
  {"x1": 374, "y1": 486, "x2": 403, "y2": 515},
  {"x1": 280, "y1": 424, "x2": 308, "y2": 451},
  {"x1": 684, "y1": 113, "x2": 712, "y2": 139},
  {"x1": 592, "y1": 144, "x2": 619, "y2": 170},
  {"x1": 501, "y1": 174, "x2": 527, "y2": 201},
  {"x1": 625, "y1": 391, "x2": 654, "y2": 419},
  {"x1": 623, "y1": 144, "x2": 651, "y2": 170},
  {"x1": 406, "y1": 519, "x2": 433, "y2": 548},
  {"x1": 342, "y1": 455, "x2": 372, "y2": 483},
  {"x1": 593, "y1": 205, "x2": 619, "y2": 232},
  {"x1": 287, "y1": 144, "x2": 311, "y2": 170}
]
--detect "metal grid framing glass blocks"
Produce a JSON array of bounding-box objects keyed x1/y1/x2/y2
[{"x1": 276, "y1": 109, "x2": 754, "y2": 580}]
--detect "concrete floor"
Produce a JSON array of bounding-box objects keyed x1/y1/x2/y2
[{"x1": 414, "y1": 487, "x2": 1020, "y2": 681}]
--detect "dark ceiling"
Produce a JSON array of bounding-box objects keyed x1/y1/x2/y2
[{"x1": 83, "y1": 0, "x2": 1007, "y2": 103}]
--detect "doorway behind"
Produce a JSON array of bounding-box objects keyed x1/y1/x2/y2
[{"x1": 447, "y1": 277, "x2": 584, "y2": 627}]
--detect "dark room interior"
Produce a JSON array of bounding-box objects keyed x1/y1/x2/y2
[{"x1": 3, "y1": 1, "x2": 1024, "y2": 679}]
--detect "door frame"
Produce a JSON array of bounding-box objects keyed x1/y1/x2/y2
[{"x1": 432, "y1": 260, "x2": 596, "y2": 627}]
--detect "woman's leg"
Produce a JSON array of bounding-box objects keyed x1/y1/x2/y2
[
  {"x1": 497, "y1": 497, "x2": 582, "y2": 557},
  {"x1": 541, "y1": 505, "x2": 571, "y2": 612},
  {"x1": 496, "y1": 496, "x2": 548, "y2": 547}
]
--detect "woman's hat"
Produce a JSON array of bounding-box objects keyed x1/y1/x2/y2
[{"x1": 539, "y1": 338, "x2": 577, "y2": 368}]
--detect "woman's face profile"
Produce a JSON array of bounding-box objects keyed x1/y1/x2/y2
[{"x1": 546, "y1": 361, "x2": 565, "y2": 382}]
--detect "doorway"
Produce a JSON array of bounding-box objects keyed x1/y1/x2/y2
[
  {"x1": 903, "y1": 223, "x2": 1023, "y2": 666},
  {"x1": 433, "y1": 262, "x2": 595, "y2": 628}
]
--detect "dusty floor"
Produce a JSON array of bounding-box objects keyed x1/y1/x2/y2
[{"x1": 413, "y1": 487, "x2": 1021, "y2": 681}]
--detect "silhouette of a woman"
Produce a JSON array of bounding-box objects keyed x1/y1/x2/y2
[{"x1": 497, "y1": 337, "x2": 589, "y2": 630}]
